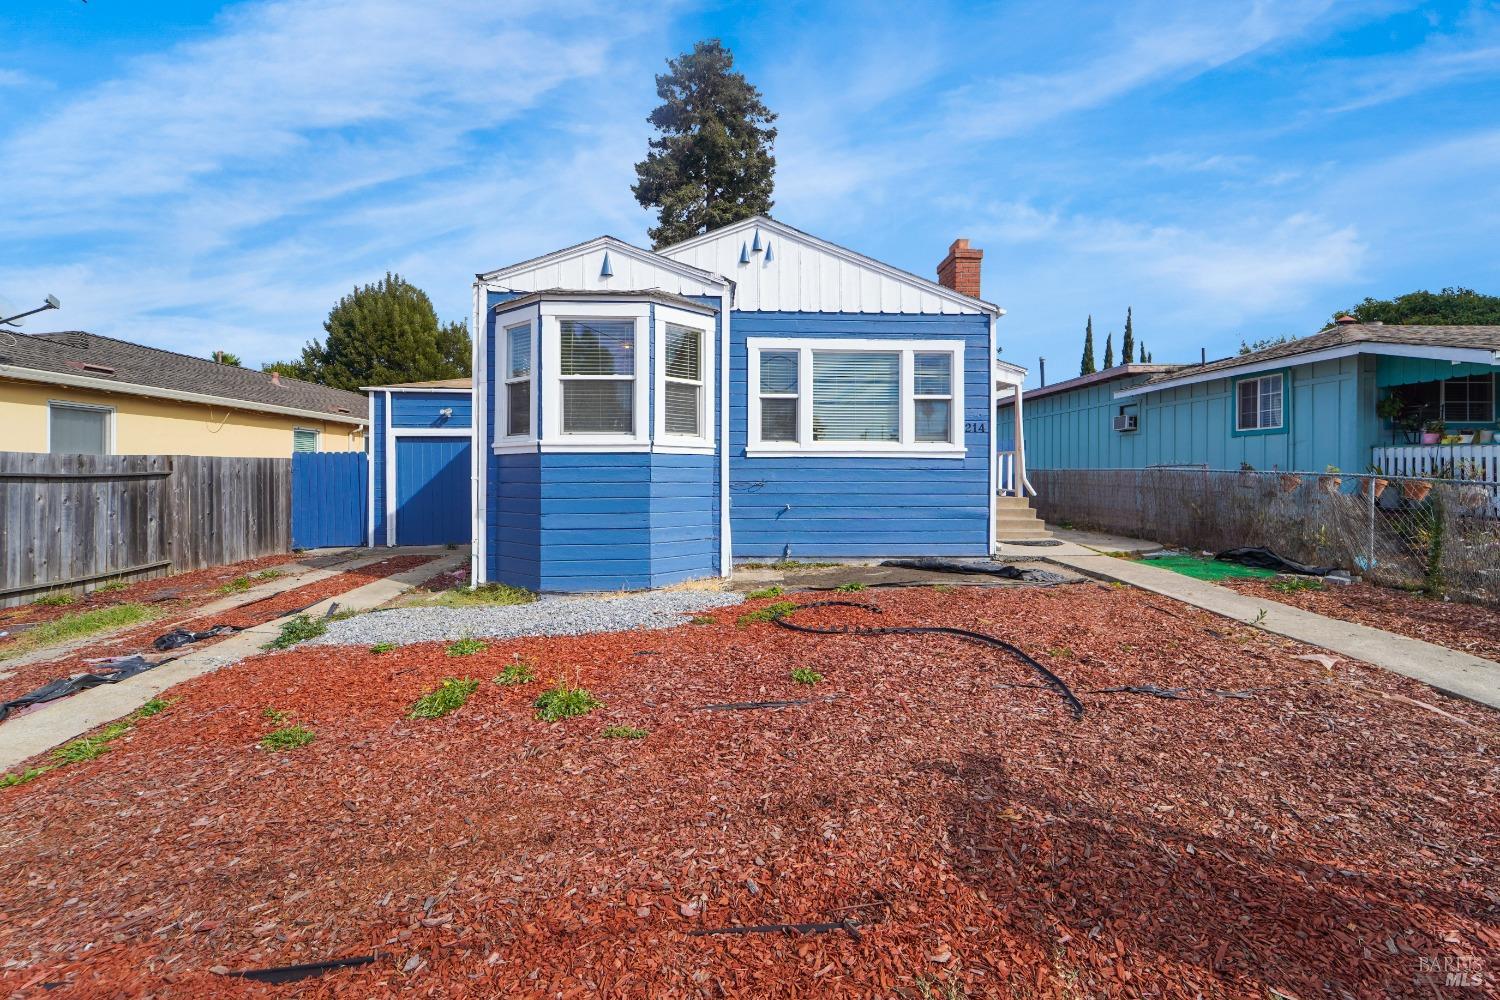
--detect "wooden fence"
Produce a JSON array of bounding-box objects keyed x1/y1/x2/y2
[{"x1": 0, "y1": 452, "x2": 292, "y2": 608}]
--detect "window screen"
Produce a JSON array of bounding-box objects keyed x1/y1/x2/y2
[
  {"x1": 913, "y1": 352, "x2": 953, "y2": 443},
  {"x1": 664, "y1": 323, "x2": 701, "y2": 436},
  {"x1": 50, "y1": 404, "x2": 109, "y2": 455},
  {"x1": 812, "y1": 351, "x2": 899, "y2": 442},
  {"x1": 505, "y1": 324, "x2": 532, "y2": 437},
  {"x1": 758, "y1": 350, "x2": 799, "y2": 442}
]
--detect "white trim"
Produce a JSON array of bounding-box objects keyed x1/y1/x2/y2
[
  {"x1": 477, "y1": 235, "x2": 729, "y2": 289},
  {"x1": 492, "y1": 441, "x2": 541, "y2": 455},
  {"x1": 358, "y1": 386, "x2": 471, "y2": 393},
  {"x1": 987, "y1": 313, "x2": 997, "y2": 553},
  {"x1": 652, "y1": 304, "x2": 716, "y2": 454},
  {"x1": 470, "y1": 283, "x2": 485, "y2": 586},
  {"x1": 366, "y1": 390, "x2": 376, "y2": 547},
  {"x1": 718, "y1": 289, "x2": 731, "y2": 578},
  {"x1": 541, "y1": 301, "x2": 651, "y2": 447},
  {"x1": 1, "y1": 363, "x2": 367, "y2": 426},
  {"x1": 1113, "y1": 342, "x2": 1500, "y2": 398},
  {"x1": 658, "y1": 216, "x2": 1004, "y2": 317},
  {"x1": 292, "y1": 426, "x2": 321, "y2": 453},
  {"x1": 1234, "y1": 372, "x2": 1285, "y2": 432},
  {"x1": 745, "y1": 336, "x2": 967, "y2": 458},
  {"x1": 499, "y1": 306, "x2": 540, "y2": 446},
  {"x1": 390, "y1": 427, "x2": 472, "y2": 438},
  {"x1": 539, "y1": 442, "x2": 654, "y2": 453},
  {"x1": 383, "y1": 389, "x2": 395, "y2": 547},
  {"x1": 46, "y1": 399, "x2": 115, "y2": 455}
]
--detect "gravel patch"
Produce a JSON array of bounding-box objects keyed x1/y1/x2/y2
[{"x1": 309, "y1": 590, "x2": 745, "y2": 647}]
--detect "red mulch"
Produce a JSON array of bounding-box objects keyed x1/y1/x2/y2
[
  {"x1": 1223, "y1": 578, "x2": 1500, "y2": 663},
  {"x1": 0, "y1": 556, "x2": 435, "y2": 708},
  {"x1": 0, "y1": 585, "x2": 1494, "y2": 998},
  {"x1": 414, "y1": 559, "x2": 471, "y2": 593}
]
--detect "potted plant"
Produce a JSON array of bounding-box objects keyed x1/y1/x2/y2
[
  {"x1": 1455, "y1": 429, "x2": 1476, "y2": 445},
  {"x1": 1279, "y1": 472, "x2": 1302, "y2": 494},
  {"x1": 1401, "y1": 477, "x2": 1433, "y2": 502},
  {"x1": 1361, "y1": 464, "x2": 1389, "y2": 499},
  {"x1": 1422, "y1": 419, "x2": 1445, "y2": 445},
  {"x1": 1399, "y1": 411, "x2": 1425, "y2": 444},
  {"x1": 1376, "y1": 393, "x2": 1404, "y2": 444},
  {"x1": 1318, "y1": 465, "x2": 1342, "y2": 495},
  {"x1": 1480, "y1": 427, "x2": 1496, "y2": 444}
]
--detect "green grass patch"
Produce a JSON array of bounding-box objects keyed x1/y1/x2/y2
[
  {"x1": 260, "y1": 725, "x2": 315, "y2": 751},
  {"x1": 32, "y1": 591, "x2": 76, "y2": 607},
  {"x1": 446, "y1": 637, "x2": 488, "y2": 657},
  {"x1": 494, "y1": 658, "x2": 537, "y2": 685},
  {"x1": 217, "y1": 575, "x2": 254, "y2": 594},
  {"x1": 736, "y1": 600, "x2": 798, "y2": 627},
  {"x1": 791, "y1": 667, "x2": 823, "y2": 685},
  {"x1": 263, "y1": 707, "x2": 290, "y2": 725},
  {"x1": 264, "y1": 614, "x2": 326, "y2": 650},
  {"x1": 254, "y1": 568, "x2": 285, "y2": 580},
  {"x1": 421, "y1": 583, "x2": 536, "y2": 608},
  {"x1": 324, "y1": 607, "x2": 367, "y2": 623},
  {"x1": 0, "y1": 767, "x2": 49, "y2": 789},
  {"x1": 410, "y1": 678, "x2": 480, "y2": 719},
  {"x1": 834, "y1": 581, "x2": 866, "y2": 593},
  {"x1": 602, "y1": 724, "x2": 648, "y2": 740},
  {"x1": 534, "y1": 683, "x2": 601, "y2": 722},
  {"x1": 370, "y1": 642, "x2": 397, "y2": 654},
  {"x1": 134, "y1": 697, "x2": 172, "y2": 719},
  {"x1": 51, "y1": 722, "x2": 131, "y2": 766},
  {"x1": 94, "y1": 579, "x2": 129, "y2": 594},
  {"x1": 1268, "y1": 576, "x2": 1326, "y2": 594},
  {"x1": 746, "y1": 585, "x2": 784, "y2": 599},
  {"x1": 1, "y1": 603, "x2": 158, "y2": 662}
]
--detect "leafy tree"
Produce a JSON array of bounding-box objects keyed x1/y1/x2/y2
[
  {"x1": 1079, "y1": 315, "x2": 1096, "y2": 376},
  {"x1": 267, "y1": 273, "x2": 470, "y2": 391},
  {"x1": 1335, "y1": 287, "x2": 1500, "y2": 325},
  {"x1": 261, "y1": 359, "x2": 313, "y2": 380},
  {"x1": 1121, "y1": 307, "x2": 1135, "y2": 364},
  {"x1": 1238, "y1": 335, "x2": 1296, "y2": 355},
  {"x1": 633, "y1": 39, "x2": 777, "y2": 248},
  {"x1": 211, "y1": 350, "x2": 242, "y2": 367},
  {"x1": 1102, "y1": 332, "x2": 1114, "y2": 369}
]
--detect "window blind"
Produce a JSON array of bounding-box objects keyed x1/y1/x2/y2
[
  {"x1": 913, "y1": 352, "x2": 951, "y2": 395},
  {"x1": 507, "y1": 383, "x2": 530, "y2": 436},
  {"x1": 663, "y1": 323, "x2": 701, "y2": 436},
  {"x1": 50, "y1": 405, "x2": 108, "y2": 455},
  {"x1": 292, "y1": 428, "x2": 318, "y2": 454},
  {"x1": 812, "y1": 351, "x2": 899, "y2": 442},
  {"x1": 560, "y1": 319, "x2": 634, "y2": 375},
  {"x1": 562, "y1": 381, "x2": 633, "y2": 434},
  {"x1": 507, "y1": 326, "x2": 531, "y2": 379},
  {"x1": 664, "y1": 324, "x2": 700, "y2": 381},
  {"x1": 759, "y1": 350, "x2": 798, "y2": 394}
]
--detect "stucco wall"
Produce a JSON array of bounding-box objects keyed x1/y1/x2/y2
[{"x1": 0, "y1": 377, "x2": 365, "y2": 458}]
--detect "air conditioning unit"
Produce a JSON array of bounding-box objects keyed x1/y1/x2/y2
[{"x1": 1113, "y1": 413, "x2": 1138, "y2": 433}]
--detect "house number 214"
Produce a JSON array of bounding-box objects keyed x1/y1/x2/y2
[{"x1": 964, "y1": 421, "x2": 986, "y2": 433}]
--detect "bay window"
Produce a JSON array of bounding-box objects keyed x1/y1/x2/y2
[
  {"x1": 503, "y1": 321, "x2": 533, "y2": 438},
  {"x1": 559, "y1": 318, "x2": 635, "y2": 434},
  {"x1": 746, "y1": 338, "x2": 965, "y2": 457}
]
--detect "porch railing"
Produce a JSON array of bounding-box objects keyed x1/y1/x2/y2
[
  {"x1": 1371, "y1": 444, "x2": 1500, "y2": 484},
  {"x1": 996, "y1": 451, "x2": 1035, "y2": 498}
]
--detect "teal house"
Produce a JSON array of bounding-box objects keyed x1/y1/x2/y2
[{"x1": 998, "y1": 319, "x2": 1500, "y2": 481}]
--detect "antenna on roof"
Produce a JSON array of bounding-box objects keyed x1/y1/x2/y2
[{"x1": 0, "y1": 294, "x2": 60, "y2": 328}]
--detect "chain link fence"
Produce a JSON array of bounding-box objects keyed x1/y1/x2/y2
[{"x1": 1030, "y1": 467, "x2": 1500, "y2": 605}]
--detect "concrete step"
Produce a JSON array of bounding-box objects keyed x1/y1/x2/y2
[
  {"x1": 995, "y1": 495, "x2": 1034, "y2": 509},
  {"x1": 994, "y1": 510, "x2": 1042, "y2": 525},
  {"x1": 995, "y1": 526, "x2": 1053, "y2": 540}
]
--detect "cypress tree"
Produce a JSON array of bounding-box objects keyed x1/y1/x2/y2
[
  {"x1": 1103, "y1": 332, "x2": 1115, "y2": 369},
  {"x1": 1080, "y1": 315, "x2": 1097, "y2": 375},
  {"x1": 1122, "y1": 307, "x2": 1135, "y2": 364},
  {"x1": 1138, "y1": 340, "x2": 1146, "y2": 364}
]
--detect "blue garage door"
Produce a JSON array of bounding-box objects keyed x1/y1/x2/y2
[{"x1": 395, "y1": 437, "x2": 471, "y2": 545}]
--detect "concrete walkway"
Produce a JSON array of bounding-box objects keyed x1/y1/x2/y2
[
  {"x1": 1049, "y1": 549, "x2": 1500, "y2": 710},
  {"x1": 0, "y1": 551, "x2": 464, "y2": 772}
]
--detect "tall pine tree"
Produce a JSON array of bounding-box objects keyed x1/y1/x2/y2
[
  {"x1": 266, "y1": 273, "x2": 470, "y2": 391},
  {"x1": 1121, "y1": 307, "x2": 1135, "y2": 364},
  {"x1": 1102, "y1": 332, "x2": 1115, "y2": 369},
  {"x1": 633, "y1": 40, "x2": 777, "y2": 248},
  {"x1": 1080, "y1": 315, "x2": 1097, "y2": 375}
]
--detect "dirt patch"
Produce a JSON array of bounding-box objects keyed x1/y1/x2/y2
[
  {"x1": 1224, "y1": 577, "x2": 1500, "y2": 663},
  {"x1": 0, "y1": 584, "x2": 1493, "y2": 997}
]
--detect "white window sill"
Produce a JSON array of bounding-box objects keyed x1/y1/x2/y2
[
  {"x1": 745, "y1": 445, "x2": 967, "y2": 460},
  {"x1": 654, "y1": 439, "x2": 715, "y2": 455},
  {"x1": 492, "y1": 439, "x2": 539, "y2": 455}
]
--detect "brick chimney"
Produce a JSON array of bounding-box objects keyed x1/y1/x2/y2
[{"x1": 936, "y1": 239, "x2": 983, "y2": 299}]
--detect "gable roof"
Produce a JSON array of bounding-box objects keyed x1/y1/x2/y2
[
  {"x1": 0, "y1": 330, "x2": 368, "y2": 423},
  {"x1": 368, "y1": 377, "x2": 472, "y2": 391},
  {"x1": 997, "y1": 364, "x2": 1183, "y2": 404},
  {"x1": 475, "y1": 236, "x2": 728, "y2": 299},
  {"x1": 658, "y1": 215, "x2": 1003, "y2": 316},
  {"x1": 1115, "y1": 323, "x2": 1500, "y2": 399}
]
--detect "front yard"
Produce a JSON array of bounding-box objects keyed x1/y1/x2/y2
[{"x1": 0, "y1": 583, "x2": 1494, "y2": 997}]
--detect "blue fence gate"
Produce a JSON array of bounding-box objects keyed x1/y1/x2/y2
[{"x1": 291, "y1": 451, "x2": 368, "y2": 549}]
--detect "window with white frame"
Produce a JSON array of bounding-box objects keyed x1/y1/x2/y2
[
  {"x1": 1235, "y1": 373, "x2": 1284, "y2": 431},
  {"x1": 663, "y1": 323, "x2": 702, "y2": 436},
  {"x1": 559, "y1": 318, "x2": 635, "y2": 434},
  {"x1": 746, "y1": 338, "x2": 965, "y2": 456},
  {"x1": 292, "y1": 427, "x2": 319, "y2": 453},
  {"x1": 504, "y1": 322, "x2": 533, "y2": 437},
  {"x1": 49, "y1": 402, "x2": 111, "y2": 455}
]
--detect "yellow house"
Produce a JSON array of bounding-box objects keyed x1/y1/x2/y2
[{"x1": 0, "y1": 330, "x2": 367, "y2": 458}]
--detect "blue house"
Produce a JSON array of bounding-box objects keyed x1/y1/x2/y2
[
  {"x1": 461, "y1": 216, "x2": 1025, "y2": 592},
  {"x1": 366, "y1": 378, "x2": 472, "y2": 547},
  {"x1": 998, "y1": 320, "x2": 1500, "y2": 481}
]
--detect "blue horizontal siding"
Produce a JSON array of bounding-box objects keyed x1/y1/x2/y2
[{"x1": 391, "y1": 391, "x2": 472, "y2": 429}]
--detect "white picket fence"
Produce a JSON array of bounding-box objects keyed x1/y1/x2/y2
[{"x1": 1371, "y1": 444, "x2": 1500, "y2": 484}]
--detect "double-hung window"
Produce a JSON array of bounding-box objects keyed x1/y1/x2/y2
[
  {"x1": 49, "y1": 402, "x2": 111, "y2": 455},
  {"x1": 559, "y1": 318, "x2": 635, "y2": 434},
  {"x1": 1235, "y1": 373, "x2": 1284, "y2": 432},
  {"x1": 664, "y1": 324, "x2": 702, "y2": 435},
  {"x1": 503, "y1": 322, "x2": 533, "y2": 437},
  {"x1": 747, "y1": 338, "x2": 965, "y2": 457}
]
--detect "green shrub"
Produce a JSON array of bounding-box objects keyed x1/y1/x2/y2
[
  {"x1": 602, "y1": 724, "x2": 649, "y2": 740},
  {"x1": 791, "y1": 667, "x2": 823, "y2": 685},
  {"x1": 534, "y1": 683, "x2": 601, "y2": 722},
  {"x1": 834, "y1": 582, "x2": 866, "y2": 593},
  {"x1": 32, "y1": 591, "x2": 76, "y2": 607},
  {"x1": 217, "y1": 575, "x2": 254, "y2": 594},
  {"x1": 370, "y1": 642, "x2": 397, "y2": 654},
  {"x1": 736, "y1": 601, "x2": 798, "y2": 627},
  {"x1": 264, "y1": 614, "x2": 326, "y2": 650},
  {"x1": 746, "y1": 585, "x2": 784, "y2": 599},
  {"x1": 446, "y1": 637, "x2": 488, "y2": 657},
  {"x1": 410, "y1": 678, "x2": 480, "y2": 719},
  {"x1": 260, "y1": 725, "x2": 316, "y2": 751},
  {"x1": 494, "y1": 658, "x2": 537, "y2": 685}
]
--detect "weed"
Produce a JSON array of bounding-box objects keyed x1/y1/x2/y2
[
  {"x1": 217, "y1": 576, "x2": 254, "y2": 594},
  {"x1": 791, "y1": 667, "x2": 823, "y2": 685},
  {"x1": 494, "y1": 658, "x2": 537, "y2": 686},
  {"x1": 1, "y1": 604, "x2": 157, "y2": 662},
  {"x1": 94, "y1": 579, "x2": 129, "y2": 594},
  {"x1": 410, "y1": 678, "x2": 480, "y2": 719},
  {"x1": 446, "y1": 637, "x2": 488, "y2": 657},
  {"x1": 370, "y1": 642, "x2": 397, "y2": 654},
  {"x1": 134, "y1": 698, "x2": 172, "y2": 719},
  {"x1": 1107, "y1": 581, "x2": 1128, "y2": 589},
  {"x1": 736, "y1": 601, "x2": 797, "y2": 627},
  {"x1": 32, "y1": 591, "x2": 76, "y2": 607},
  {"x1": 930, "y1": 584, "x2": 956, "y2": 593},
  {"x1": 1047, "y1": 647, "x2": 1074, "y2": 659},
  {"x1": 1268, "y1": 576, "x2": 1325, "y2": 595},
  {"x1": 1, "y1": 767, "x2": 48, "y2": 788},
  {"x1": 915, "y1": 974, "x2": 967, "y2": 1000},
  {"x1": 264, "y1": 614, "x2": 326, "y2": 650},
  {"x1": 263, "y1": 707, "x2": 290, "y2": 724},
  {"x1": 534, "y1": 683, "x2": 601, "y2": 722},
  {"x1": 1250, "y1": 609, "x2": 1269, "y2": 628},
  {"x1": 325, "y1": 607, "x2": 367, "y2": 622},
  {"x1": 602, "y1": 724, "x2": 649, "y2": 740},
  {"x1": 421, "y1": 583, "x2": 536, "y2": 608},
  {"x1": 746, "y1": 585, "x2": 784, "y2": 599},
  {"x1": 689, "y1": 615, "x2": 715, "y2": 625},
  {"x1": 254, "y1": 569, "x2": 285, "y2": 580},
  {"x1": 260, "y1": 725, "x2": 316, "y2": 751},
  {"x1": 738, "y1": 560, "x2": 839, "y2": 570},
  {"x1": 834, "y1": 581, "x2": 866, "y2": 593},
  {"x1": 51, "y1": 723, "x2": 130, "y2": 766}
]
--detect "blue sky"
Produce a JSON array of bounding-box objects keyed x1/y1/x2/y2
[{"x1": 2, "y1": 1, "x2": 1498, "y2": 385}]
